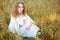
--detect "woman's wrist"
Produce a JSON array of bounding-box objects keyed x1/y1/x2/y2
[{"x1": 26, "y1": 26, "x2": 31, "y2": 30}]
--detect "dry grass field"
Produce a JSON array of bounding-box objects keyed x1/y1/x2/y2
[{"x1": 0, "y1": 0, "x2": 60, "y2": 40}]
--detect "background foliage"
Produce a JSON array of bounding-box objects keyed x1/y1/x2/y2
[{"x1": 0, "y1": 0, "x2": 60, "y2": 40}]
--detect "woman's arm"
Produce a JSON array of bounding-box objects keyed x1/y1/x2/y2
[
  {"x1": 8, "y1": 16, "x2": 16, "y2": 33},
  {"x1": 25, "y1": 14, "x2": 34, "y2": 30},
  {"x1": 25, "y1": 20, "x2": 33, "y2": 30}
]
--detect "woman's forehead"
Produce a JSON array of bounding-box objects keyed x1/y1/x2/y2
[{"x1": 18, "y1": 3, "x2": 23, "y2": 7}]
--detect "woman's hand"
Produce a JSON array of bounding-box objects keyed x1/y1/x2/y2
[
  {"x1": 25, "y1": 20, "x2": 33, "y2": 30},
  {"x1": 26, "y1": 26, "x2": 31, "y2": 30}
]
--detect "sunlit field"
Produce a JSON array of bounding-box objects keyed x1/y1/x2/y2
[{"x1": 0, "y1": 0, "x2": 60, "y2": 40}]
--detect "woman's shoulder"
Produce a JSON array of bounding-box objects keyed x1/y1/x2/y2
[
  {"x1": 10, "y1": 15, "x2": 16, "y2": 21},
  {"x1": 25, "y1": 14, "x2": 29, "y2": 16},
  {"x1": 24, "y1": 14, "x2": 30, "y2": 18}
]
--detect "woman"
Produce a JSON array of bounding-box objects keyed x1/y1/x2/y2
[{"x1": 8, "y1": 2, "x2": 41, "y2": 38}]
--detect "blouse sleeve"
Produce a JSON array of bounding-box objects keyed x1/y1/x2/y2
[
  {"x1": 8, "y1": 16, "x2": 15, "y2": 33},
  {"x1": 21, "y1": 14, "x2": 34, "y2": 28},
  {"x1": 8, "y1": 16, "x2": 19, "y2": 33},
  {"x1": 26, "y1": 14, "x2": 34, "y2": 23}
]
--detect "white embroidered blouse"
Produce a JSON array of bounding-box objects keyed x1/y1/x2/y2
[{"x1": 14, "y1": 14, "x2": 34, "y2": 26}]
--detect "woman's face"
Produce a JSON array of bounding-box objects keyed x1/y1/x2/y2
[{"x1": 18, "y1": 3, "x2": 24, "y2": 14}]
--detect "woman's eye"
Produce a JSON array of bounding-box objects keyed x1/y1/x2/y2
[
  {"x1": 18, "y1": 6, "x2": 23, "y2": 8},
  {"x1": 18, "y1": 6, "x2": 21, "y2": 8}
]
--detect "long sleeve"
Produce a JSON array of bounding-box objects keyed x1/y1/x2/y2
[
  {"x1": 8, "y1": 16, "x2": 19, "y2": 33},
  {"x1": 8, "y1": 16, "x2": 15, "y2": 33},
  {"x1": 26, "y1": 14, "x2": 34, "y2": 23},
  {"x1": 21, "y1": 14, "x2": 34, "y2": 29},
  {"x1": 25, "y1": 14, "x2": 34, "y2": 25}
]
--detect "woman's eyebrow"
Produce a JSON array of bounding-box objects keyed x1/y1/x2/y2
[{"x1": 18, "y1": 5, "x2": 23, "y2": 7}]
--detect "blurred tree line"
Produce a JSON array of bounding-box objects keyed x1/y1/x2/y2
[{"x1": 0, "y1": 0, "x2": 60, "y2": 40}]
